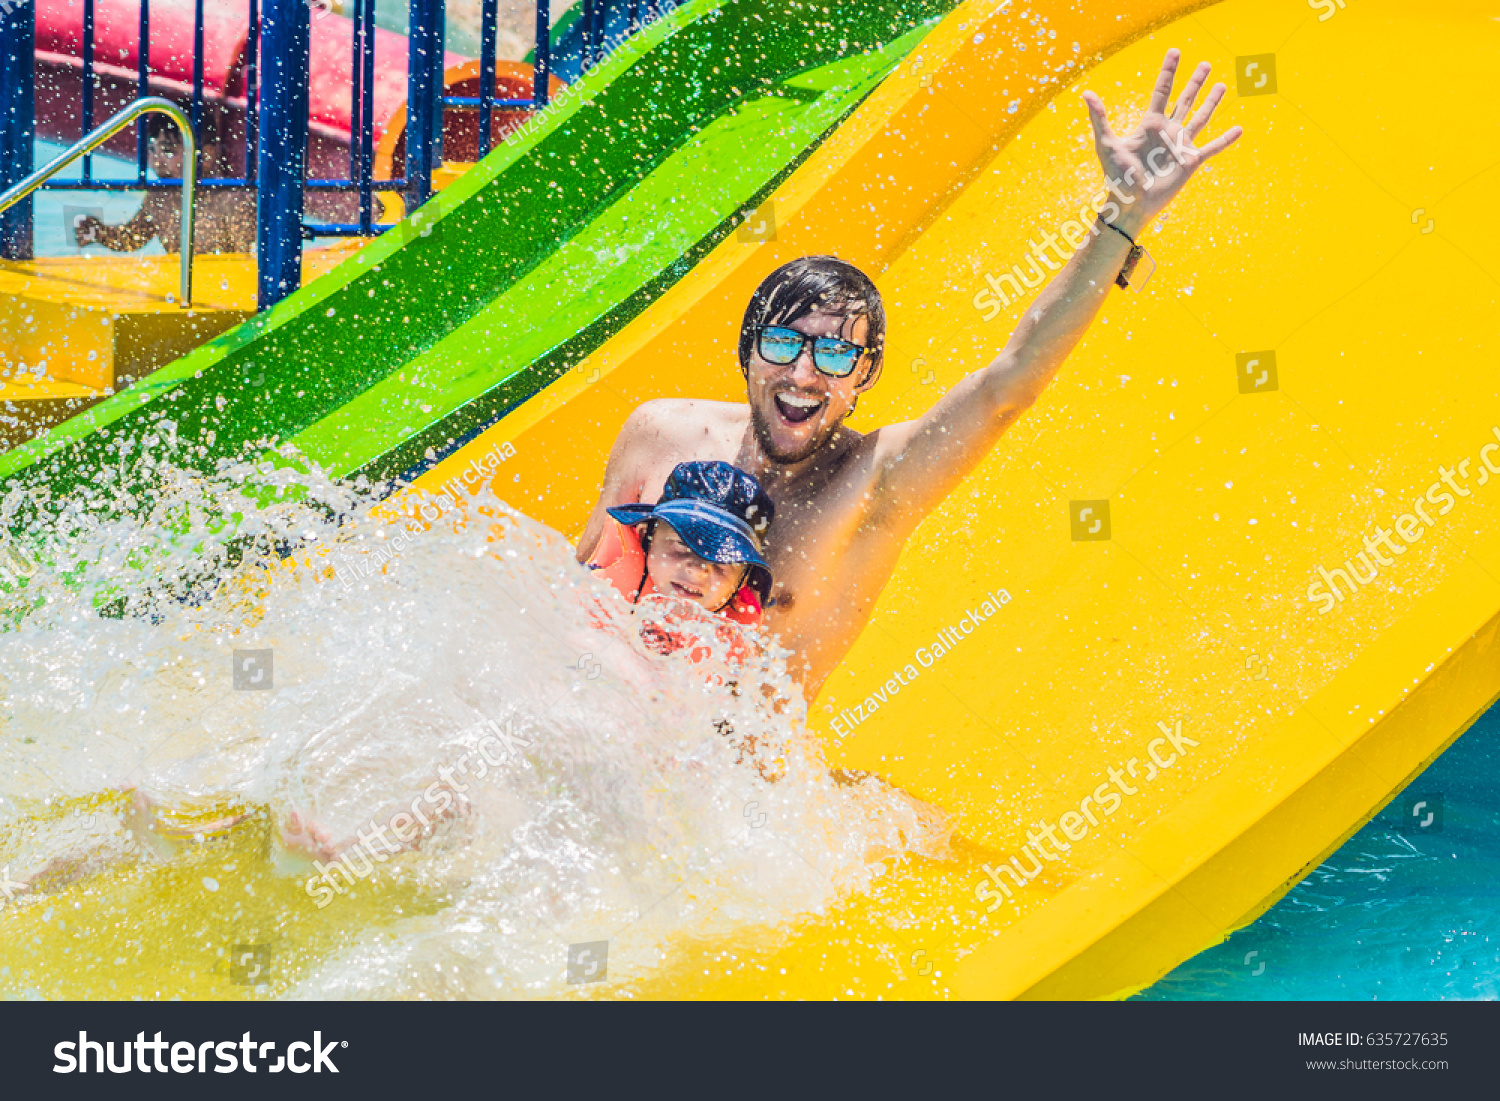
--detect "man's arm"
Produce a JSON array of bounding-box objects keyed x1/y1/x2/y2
[
  {"x1": 575, "y1": 406, "x2": 646, "y2": 563},
  {"x1": 872, "y1": 51, "x2": 1242, "y2": 523},
  {"x1": 574, "y1": 401, "x2": 671, "y2": 563}
]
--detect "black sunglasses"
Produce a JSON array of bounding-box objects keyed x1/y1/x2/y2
[{"x1": 754, "y1": 325, "x2": 868, "y2": 378}]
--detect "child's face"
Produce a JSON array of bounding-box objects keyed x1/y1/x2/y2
[
  {"x1": 149, "y1": 134, "x2": 184, "y2": 178},
  {"x1": 644, "y1": 524, "x2": 748, "y2": 612}
]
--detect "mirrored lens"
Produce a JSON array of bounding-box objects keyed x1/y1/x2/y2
[
  {"x1": 757, "y1": 327, "x2": 804, "y2": 364},
  {"x1": 813, "y1": 340, "x2": 861, "y2": 376}
]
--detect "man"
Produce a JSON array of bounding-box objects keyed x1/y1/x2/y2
[{"x1": 577, "y1": 51, "x2": 1242, "y2": 696}]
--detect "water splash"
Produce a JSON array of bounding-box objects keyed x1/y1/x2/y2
[{"x1": 0, "y1": 443, "x2": 950, "y2": 997}]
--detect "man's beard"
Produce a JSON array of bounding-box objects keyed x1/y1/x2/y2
[{"x1": 749, "y1": 397, "x2": 835, "y2": 466}]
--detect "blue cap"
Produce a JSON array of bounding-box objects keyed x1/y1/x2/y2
[{"x1": 607, "y1": 461, "x2": 775, "y2": 602}]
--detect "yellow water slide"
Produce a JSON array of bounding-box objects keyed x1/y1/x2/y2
[{"x1": 403, "y1": 0, "x2": 1500, "y2": 998}]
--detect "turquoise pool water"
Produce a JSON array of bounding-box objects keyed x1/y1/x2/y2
[{"x1": 1139, "y1": 698, "x2": 1500, "y2": 1000}]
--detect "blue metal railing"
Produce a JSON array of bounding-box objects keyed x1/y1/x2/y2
[
  {"x1": 0, "y1": 0, "x2": 664, "y2": 310},
  {"x1": 352, "y1": 0, "x2": 376, "y2": 230},
  {"x1": 0, "y1": 0, "x2": 37, "y2": 260}
]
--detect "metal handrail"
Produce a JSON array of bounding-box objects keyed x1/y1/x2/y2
[{"x1": 0, "y1": 97, "x2": 196, "y2": 307}]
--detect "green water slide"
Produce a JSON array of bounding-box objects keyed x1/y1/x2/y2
[{"x1": 0, "y1": 0, "x2": 950, "y2": 501}]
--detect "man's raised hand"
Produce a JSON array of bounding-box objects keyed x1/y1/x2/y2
[{"x1": 1081, "y1": 48, "x2": 1243, "y2": 234}]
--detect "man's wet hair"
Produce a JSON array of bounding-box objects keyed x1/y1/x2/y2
[{"x1": 738, "y1": 255, "x2": 885, "y2": 383}]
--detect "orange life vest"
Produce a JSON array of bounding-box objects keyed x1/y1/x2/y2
[{"x1": 586, "y1": 520, "x2": 762, "y2": 662}]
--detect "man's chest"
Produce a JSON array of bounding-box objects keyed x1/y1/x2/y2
[
  {"x1": 759, "y1": 483, "x2": 883, "y2": 615},
  {"x1": 637, "y1": 435, "x2": 740, "y2": 503}
]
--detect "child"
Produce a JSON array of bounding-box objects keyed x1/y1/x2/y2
[
  {"x1": 586, "y1": 459, "x2": 790, "y2": 779},
  {"x1": 74, "y1": 110, "x2": 256, "y2": 256},
  {"x1": 587, "y1": 459, "x2": 775, "y2": 630}
]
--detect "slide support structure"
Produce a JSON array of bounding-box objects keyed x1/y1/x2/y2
[
  {"x1": 404, "y1": 0, "x2": 445, "y2": 215},
  {"x1": 532, "y1": 0, "x2": 550, "y2": 108},
  {"x1": 256, "y1": 0, "x2": 311, "y2": 311},
  {"x1": 0, "y1": 0, "x2": 35, "y2": 261}
]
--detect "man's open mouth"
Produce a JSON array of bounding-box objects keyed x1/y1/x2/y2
[{"x1": 773, "y1": 392, "x2": 823, "y2": 425}]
